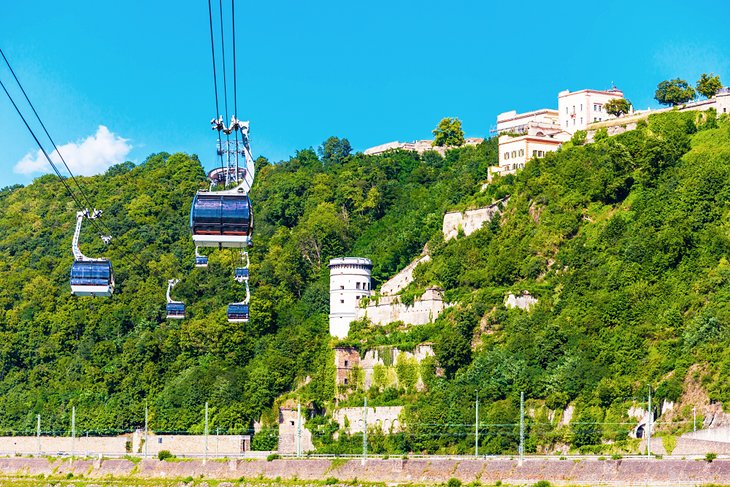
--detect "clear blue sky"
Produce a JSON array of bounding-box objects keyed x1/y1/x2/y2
[{"x1": 1, "y1": 0, "x2": 729, "y2": 186}]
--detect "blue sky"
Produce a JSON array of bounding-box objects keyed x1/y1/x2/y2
[{"x1": 1, "y1": 0, "x2": 729, "y2": 187}]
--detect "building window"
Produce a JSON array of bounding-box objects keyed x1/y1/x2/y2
[
  {"x1": 340, "y1": 285, "x2": 344, "y2": 290},
  {"x1": 518, "y1": 149, "x2": 524, "y2": 156},
  {"x1": 511, "y1": 151, "x2": 516, "y2": 158},
  {"x1": 580, "y1": 117, "x2": 583, "y2": 124},
  {"x1": 565, "y1": 121, "x2": 568, "y2": 127},
  {"x1": 344, "y1": 360, "x2": 349, "y2": 367},
  {"x1": 343, "y1": 378, "x2": 348, "y2": 385},
  {"x1": 565, "y1": 107, "x2": 568, "y2": 114},
  {"x1": 356, "y1": 282, "x2": 360, "y2": 289},
  {"x1": 505, "y1": 152, "x2": 510, "y2": 160},
  {"x1": 340, "y1": 300, "x2": 344, "y2": 304},
  {"x1": 532, "y1": 150, "x2": 537, "y2": 156},
  {"x1": 580, "y1": 104, "x2": 583, "y2": 111},
  {"x1": 356, "y1": 296, "x2": 360, "y2": 300}
]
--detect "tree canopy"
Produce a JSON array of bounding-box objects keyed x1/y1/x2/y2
[
  {"x1": 604, "y1": 98, "x2": 631, "y2": 117},
  {"x1": 655, "y1": 78, "x2": 696, "y2": 106},
  {"x1": 432, "y1": 117, "x2": 465, "y2": 147},
  {"x1": 696, "y1": 73, "x2": 722, "y2": 99}
]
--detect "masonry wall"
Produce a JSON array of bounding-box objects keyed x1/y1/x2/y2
[
  {"x1": 442, "y1": 198, "x2": 507, "y2": 241},
  {"x1": 131, "y1": 432, "x2": 250, "y2": 456},
  {"x1": 332, "y1": 406, "x2": 403, "y2": 434},
  {"x1": 7, "y1": 457, "x2": 730, "y2": 484},
  {"x1": 380, "y1": 253, "x2": 430, "y2": 295},
  {"x1": 334, "y1": 344, "x2": 435, "y2": 392},
  {"x1": 0, "y1": 435, "x2": 128, "y2": 456},
  {"x1": 278, "y1": 408, "x2": 314, "y2": 454},
  {"x1": 356, "y1": 288, "x2": 447, "y2": 326}
]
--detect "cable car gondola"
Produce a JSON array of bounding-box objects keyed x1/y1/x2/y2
[
  {"x1": 195, "y1": 247, "x2": 208, "y2": 268},
  {"x1": 234, "y1": 251, "x2": 249, "y2": 281},
  {"x1": 166, "y1": 279, "x2": 186, "y2": 320},
  {"x1": 228, "y1": 259, "x2": 250, "y2": 323},
  {"x1": 190, "y1": 192, "x2": 253, "y2": 248},
  {"x1": 70, "y1": 209, "x2": 114, "y2": 297},
  {"x1": 190, "y1": 118, "x2": 255, "y2": 249},
  {"x1": 227, "y1": 303, "x2": 249, "y2": 323}
]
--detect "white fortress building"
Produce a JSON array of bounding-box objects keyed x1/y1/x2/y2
[
  {"x1": 491, "y1": 87, "x2": 626, "y2": 180},
  {"x1": 329, "y1": 257, "x2": 373, "y2": 338},
  {"x1": 558, "y1": 87, "x2": 624, "y2": 133}
]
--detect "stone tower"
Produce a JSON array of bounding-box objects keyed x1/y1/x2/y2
[{"x1": 329, "y1": 257, "x2": 372, "y2": 338}]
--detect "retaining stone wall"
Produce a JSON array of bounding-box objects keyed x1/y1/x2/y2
[{"x1": 4, "y1": 457, "x2": 730, "y2": 484}]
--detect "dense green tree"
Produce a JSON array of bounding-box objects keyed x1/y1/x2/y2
[
  {"x1": 318, "y1": 136, "x2": 352, "y2": 166},
  {"x1": 655, "y1": 78, "x2": 696, "y2": 106},
  {"x1": 604, "y1": 98, "x2": 631, "y2": 117},
  {"x1": 696, "y1": 72, "x2": 722, "y2": 99},
  {"x1": 432, "y1": 117, "x2": 465, "y2": 147}
]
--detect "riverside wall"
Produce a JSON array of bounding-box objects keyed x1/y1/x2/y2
[{"x1": 3, "y1": 457, "x2": 730, "y2": 484}]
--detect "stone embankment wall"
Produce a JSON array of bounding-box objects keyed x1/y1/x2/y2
[
  {"x1": 0, "y1": 433, "x2": 251, "y2": 457},
  {"x1": 0, "y1": 436, "x2": 127, "y2": 456},
  {"x1": 5, "y1": 457, "x2": 730, "y2": 484}
]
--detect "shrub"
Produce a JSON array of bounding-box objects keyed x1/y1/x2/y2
[
  {"x1": 266, "y1": 453, "x2": 281, "y2": 461},
  {"x1": 447, "y1": 478, "x2": 462, "y2": 487},
  {"x1": 157, "y1": 450, "x2": 174, "y2": 461},
  {"x1": 533, "y1": 481, "x2": 551, "y2": 487},
  {"x1": 325, "y1": 477, "x2": 339, "y2": 485},
  {"x1": 706, "y1": 452, "x2": 717, "y2": 463}
]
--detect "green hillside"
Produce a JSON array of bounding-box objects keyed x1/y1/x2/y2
[
  {"x1": 2, "y1": 109, "x2": 730, "y2": 455},
  {"x1": 0, "y1": 140, "x2": 495, "y2": 435}
]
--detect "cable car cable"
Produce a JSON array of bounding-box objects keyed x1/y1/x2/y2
[
  {"x1": 231, "y1": 0, "x2": 241, "y2": 180},
  {"x1": 0, "y1": 77, "x2": 86, "y2": 212},
  {"x1": 1, "y1": 48, "x2": 105, "y2": 228},
  {"x1": 0, "y1": 51, "x2": 149, "y2": 276},
  {"x1": 207, "y1": 0, "x2": 221, "y2": 121}
]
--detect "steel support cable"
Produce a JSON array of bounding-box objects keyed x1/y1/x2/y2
[
  {"x1": 207, "y1": 0, "x2": 221, "y2": 120},
  {"x1": 218, "y1": 0, "x2": 229, "y2": 123},
  {"x1": 0, "y1": 48, "x2": 114, "y2": 238},
  {"x1": 231, "y1": 0, "x2": 240, "y2": 179},
  {"x1": 217, "y1": 0, "x2": 233, "y2": 184},
  {"x1": 208, "y1": 0, "x2": 226, "y2": 175}
]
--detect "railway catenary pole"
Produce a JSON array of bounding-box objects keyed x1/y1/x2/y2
[{"x1": 475, "y1": 393, "x2": 479, "y2": 458}]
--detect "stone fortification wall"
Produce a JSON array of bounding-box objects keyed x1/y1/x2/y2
[
  {"x1": 380, "y1": 253, "x2": 430, "y2": 295},
  {"x1": 6, "y1": 457, "x2": 730, "y2": 484},
  {"x1": 505, "y1": 292, "x2": 538, "y2": 310},
  {"x1": 443, "y1": 197, "x2": 508, "y2": 241},
  {"x1": 278, "y1": 407, "x2": 314, "y2": 454},
  {"x1": 334, "y1": 344, "x2": 436, "y2": 391},
  {"x1": 356, "y1": 288, "x2": 447, "y2": 326},
  {"x1": 332, "y1": 406, "x2": 403, "y2": 434}
]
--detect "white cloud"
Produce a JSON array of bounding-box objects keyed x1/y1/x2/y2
[{"x1": 14, "y1": 126, "x2": 132, "y2": 176}]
